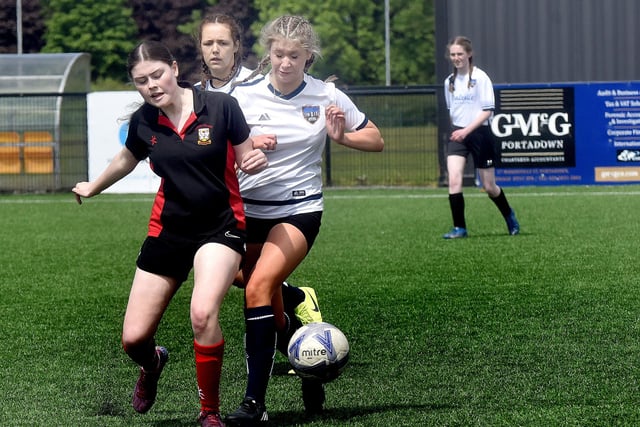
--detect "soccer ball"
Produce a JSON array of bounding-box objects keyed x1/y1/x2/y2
[{"x1": 287, "y1": 322, "x2": 350, "y2": 383}]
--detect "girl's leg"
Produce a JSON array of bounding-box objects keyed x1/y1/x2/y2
[
  {"x1": 445, "y1": 155, "x2": 468, "y2": 236},
  {"x1": 244, "y1": 223, "x2": 307, "y2": 401},
  {"x1": 479, "y1": 168, "x2": 520, "y2": 234},
  {"x1": 227, "y1": 224, "x2": 308, "y2": 424},
  {"x1": 122, "y1": 268, "x2": 177, "y2": 413},
  {"x1": 191, "y1": 243, "x2": 241, "y2": 415}
]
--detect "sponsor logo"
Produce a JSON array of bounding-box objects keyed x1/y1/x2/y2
[
  {"x1": 492, "y1": 112, "x2": 572, "y2": 137},
  {"x1": 304, "y1": 289, "x2": 320, "y2": 312},
  {"x1": 617, "y1": 149, "x2": 640, "y2": 162},
  {"x1": 288, "y1": 329, "x2": 336, "y2": 361},
  {"x1": 224, "y1": 230, "x2": 241, "y2": 239}
]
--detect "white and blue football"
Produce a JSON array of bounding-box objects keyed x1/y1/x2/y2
[{"x1": 287, "y1": 322, "x2": 350, "y2": 383}]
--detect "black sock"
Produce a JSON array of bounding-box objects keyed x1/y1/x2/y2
[
  {"x1": 282, "y1": 282, "x2": 305, "y2": 315},
  {"x1": 276, "y1": 312, "x2": 303, "y2": 356},
  {"x1": 244, "y1": 306, "x2": 276, "y2": 404},
  {"x1": 490, "y1": 188, "x2": 512, "y2": 218},
  {"x1": 449, "y1": 192, "x2": 466, "y2": 228}
]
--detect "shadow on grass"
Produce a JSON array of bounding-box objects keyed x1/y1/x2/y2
[
  {"x1": 96, "y1": 404, "x2": 453, "y2": 427},
  {"x1": 94, "y1": 400, "x2": 202, "y2": 426},
  {"x1": 273, "y1": 361, "x2": 296, "y2": 376},
  {"x1": 442, "y1": 231, "x2": 529, "y2": 239},
  {"x1": 271, "y1": 402, "x2": 456, "y2": 426},
  {"x1": 270, "y1": 362, "x2": 454, "y2": 425}
]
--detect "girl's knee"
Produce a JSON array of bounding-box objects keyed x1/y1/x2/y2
[
  {"x1": 190, "y1": 305, "x2": 218, "y2": 336},
  {"x1": 245, "y1": 278, "x2": 278, "y2": 307},
  {"x1": 121, "y1": 332, "x2": 149, "y2": 355}
]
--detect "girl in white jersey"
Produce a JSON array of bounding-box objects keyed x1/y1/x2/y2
[
  {"x1": 195, "y1": 13, "x2": 325, "y2": 341},
  {"x1": 443, "y1": 36, "x2": 520, "y2": 239},
  {"x1": 224, "y1": 15, "x2": 384, "y2": 426}
]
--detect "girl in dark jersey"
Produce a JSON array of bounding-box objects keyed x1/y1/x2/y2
[{"x1": 72, "y1": 41, "x2": 267, "y2": 427}]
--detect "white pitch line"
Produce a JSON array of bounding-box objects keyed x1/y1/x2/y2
[
  {"x1": 0, "y1": 189, "x2": 639, "y2": 204},
  {"x1": 325, "y1": 190, "x2": 640, "y2": 199}
]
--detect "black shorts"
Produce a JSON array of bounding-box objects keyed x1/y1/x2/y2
[
  {"x1": 447, "y1": 125, "x2": 498, "y2": 169},
  {"x1": 136, "y1": 228, "x2": 246, "y2": 283},
  {"x1": 246, "y1": 211, "x2": 323, "y2": 252}
]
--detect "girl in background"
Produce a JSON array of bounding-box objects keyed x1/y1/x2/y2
[{"x1": 443, "y1": 36, "x2": 520, "y2": 239}]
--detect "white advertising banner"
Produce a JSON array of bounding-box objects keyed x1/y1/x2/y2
[{"x1": 87, "y1": 91, "x2": 161, "y2": 193}]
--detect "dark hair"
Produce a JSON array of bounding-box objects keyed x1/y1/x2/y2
[
  {"x1": 196, "y1": 14, "x2": 244, "y2": 87},
  {"x1": 446, "y1": 36, "x2": 474, "y2": 93},
  {"x1": 126, "y1": 40, "x2": 176, "y2": 79}
]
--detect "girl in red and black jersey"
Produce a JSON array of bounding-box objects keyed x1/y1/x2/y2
[{"x1": 72, "y1": 41, "x2": 267, "y2": 427}]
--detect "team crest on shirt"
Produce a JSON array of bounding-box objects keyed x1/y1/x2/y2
[
  {"x1": 197, "y1": 126, "x2": 212, "y2": 145},
  {"x1": 302, "y1": 105, "x2": 320, "y2": 124}
]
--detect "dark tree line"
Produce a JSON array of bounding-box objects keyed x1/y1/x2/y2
[
  {"x1": 127, "y1": 0, "x2": 257, "y2": 83},
  {"x1": 0, "y1": 0, "x2": 434, "y2": 87},
  {"x1": 0, "y1": 0, "x2": 256, "y2": 84},
  {"x1": 0, "y1": 0, "x2": 46, "y2": 54}
]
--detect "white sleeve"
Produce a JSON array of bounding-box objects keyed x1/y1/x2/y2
[
  {"x1": 334, "y1": 86, "x2": 367, "y2": 131},
  {"x1": 478, "y1": 72, "x2": 495, "y2": 111}
]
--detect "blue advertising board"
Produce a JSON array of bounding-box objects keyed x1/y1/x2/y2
[{"x1": 493, "y1": 81, "x2": 640, "y2": 186}]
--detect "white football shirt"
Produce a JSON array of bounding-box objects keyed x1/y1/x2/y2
[
  {"x1": 444, "y1": 66, "x2": 495, "y2": 127},
  {"x1": 231, "y1": 73, "x2": 367, "y2": 218}
]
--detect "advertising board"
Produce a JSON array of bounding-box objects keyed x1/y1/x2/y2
[{"x1": 494, "y1": 82, "x2": 640, "y2": 186}]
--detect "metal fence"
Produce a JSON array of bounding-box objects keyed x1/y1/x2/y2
[
  {"x1": 0, "y1": 86, "x2": 443, "y2": 192},
  {"x1": 328, "y1": 85, "x2": 441, "y2": 187}
]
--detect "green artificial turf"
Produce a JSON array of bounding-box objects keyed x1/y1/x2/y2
[{"x1": 1, "y1": 186, "x2": 640, "y2": 426}]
